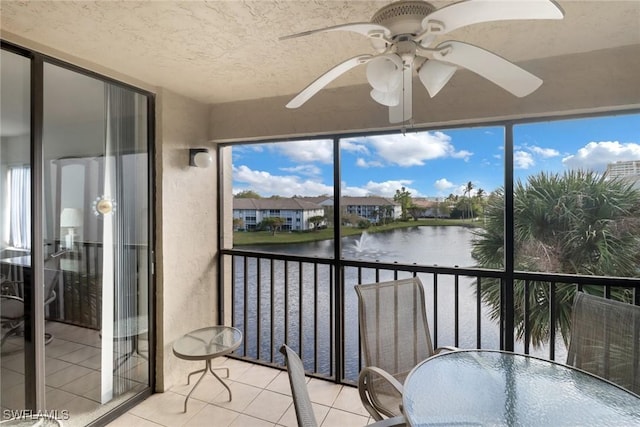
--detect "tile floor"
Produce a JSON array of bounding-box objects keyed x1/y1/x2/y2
[
  {"x1": 107, "y1": 356, "x2": 377, "y2": 427},
  {"x1": 3, "y1": 322, "x2": 375, "y2": 426},
  {"x1": 1, "y1": 321, "x2": 148, "y2": 426}
]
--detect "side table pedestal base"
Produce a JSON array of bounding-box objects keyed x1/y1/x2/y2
[{"x1": 183, "y1": 359, "x2": 232, "y2": 412}]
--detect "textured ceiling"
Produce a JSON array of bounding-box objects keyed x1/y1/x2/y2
[{"x1": 1, "y1": 1, "x2": 640, "y2": 107}]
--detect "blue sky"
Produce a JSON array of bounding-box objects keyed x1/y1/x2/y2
[{"x1": 232, "y1": 113, "x2": 640, "y2": 199}]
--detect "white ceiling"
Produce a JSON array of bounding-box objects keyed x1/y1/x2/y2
[{"x1": 1, "y1": 0, "x2": 639, "y2": 109}]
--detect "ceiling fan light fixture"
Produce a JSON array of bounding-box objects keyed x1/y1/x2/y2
[
  {"x1": 418, "y1": 59, "x2": 457, "y2": 97},
  {"x1": 366, "y1": 55, "x2": 403, "y2": 92},
  {"x1": 281, "y1": 0, "x2": 564, "y2": 123},
  {"x1": 370, "y1": 88, "x2": 400, "y2": 107}
]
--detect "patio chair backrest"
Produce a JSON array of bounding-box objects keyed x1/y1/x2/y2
[
  {"x1": 566, "y1": 292, "x2": 640, "y2": 395},
  {"x1": 355, "y1": 277, "x2": 434, "y2": 385},
  {"x1": 279, "y1": 344, "x2": 318, "y2": 427}
]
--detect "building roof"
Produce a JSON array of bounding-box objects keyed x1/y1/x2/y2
[
  {"x1": 233, "y1": 198, "x2": 323, "y2": 210},
  {"x1": 234, "y1": 196, "x2": 399, "y2": 209}
]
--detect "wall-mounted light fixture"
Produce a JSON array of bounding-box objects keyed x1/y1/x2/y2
[{"x1": 189, "y1": 148, "x2": 212, "y2": 168}]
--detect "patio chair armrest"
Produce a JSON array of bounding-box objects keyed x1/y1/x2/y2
[
  {"x1": 367, "y1": 415, "x2": 407, "y2": 426},
  {"x1": 44, "y1": 290, "x2": 56, "y2": 306},
  {"x1": 0, "y1": 295, "x2": 24, "y2": 303},
  {"x1": 434, "y1": 346, "x2": 458, "y2": 354},
  {"x1": 358, "y1": 366, "x2": 404, "y2": 421}
]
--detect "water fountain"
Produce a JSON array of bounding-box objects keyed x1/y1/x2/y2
[{"x1": 352, "y1": 232, "x2": 370, "y2": 253}]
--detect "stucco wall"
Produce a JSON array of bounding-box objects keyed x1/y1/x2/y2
[
  {"x1": 155, "y1": 88, "x2": 218, "y2": 391},
  {"x1": 209, "y1": 45, "x2": 640, "y2": 141}
]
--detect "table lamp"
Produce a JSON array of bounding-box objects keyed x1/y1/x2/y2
[{"x1": 60, "y1": 208, "x2": 83, "y2": 249}]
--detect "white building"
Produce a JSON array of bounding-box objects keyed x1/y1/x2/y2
[
  {"x1": 233, "y1": 198, "x2": 325, "y2": 231},
  {"x1": 606, "y1": 160, "x2": 640, "y2": 188},
  {"x1": 342, "y1": 196, "x2": 401, "y2": 223}
]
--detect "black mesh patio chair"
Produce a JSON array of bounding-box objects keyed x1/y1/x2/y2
[
  {"x1": 566, "y1": 292, "x2": 640, "y2": 395},
  {"x1": 355, "y1": 277, "x2": 456, "y2": 421}
]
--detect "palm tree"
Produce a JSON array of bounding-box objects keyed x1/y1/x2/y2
[
  {"x1": 475, "y1": 188, "x2": 486, "y2": 219},
  {"x1": 472, "y1": 170, "x2": 640, "y2": 347},
  {"x1": 464, "y1": 181, "x2": 475, "y2": 219}
]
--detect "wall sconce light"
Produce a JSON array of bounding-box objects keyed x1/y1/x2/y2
[{"x1": 189, "y1": 148, "x2": 212, "y2": 168}]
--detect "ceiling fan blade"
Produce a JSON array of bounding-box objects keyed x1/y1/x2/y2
[
  {"x1": 433, "y1": 41, "x2": 542, "y2": 97},
  {"x1": 418, "y1": 60, "x2": 457, "y2": 97},
  {"x1": 286, "y1": 55, "x2": 373, "y2": 109},
  {"x1": 422, "y1": 0, "x2": 564, "y2": 35},
  {"x1": 389, "y1": 67, "x2": 412, "y2": 123},
  {"x1": 280, "y1": 23, "x2": 391, "y2": 41}
]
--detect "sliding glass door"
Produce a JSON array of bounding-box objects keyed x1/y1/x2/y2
[
  {"x1": 1, "y1": 46, "x2": 153, "y2": 426},
  {"x1": 1, "y1": 47, "x2": 31, "y2": 417}
]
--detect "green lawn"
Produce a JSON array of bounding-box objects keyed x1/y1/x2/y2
[{"x1": 233, "y1": 218, "x2": 480, "y2": 245}]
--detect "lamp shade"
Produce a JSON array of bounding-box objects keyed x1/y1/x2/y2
[
  {"x1": 189, "y1": 148, "x2": 212, "y2": 168},
  {"x1": 60, "y1": 208, "x2": 83, "y2": 227},
  {"x1": 370, "y1": 88, "x2": 400, "y2": 107},
  {"x1": 366, "y1": 54, "x2": 403, "y2": 93},
  {"x1": 418, "y1": 59, "x2": 457, "y2": 98}
]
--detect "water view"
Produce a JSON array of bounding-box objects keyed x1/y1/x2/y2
[{"x1": 233, "y1": 226, "x2": 566, "y2": 380}]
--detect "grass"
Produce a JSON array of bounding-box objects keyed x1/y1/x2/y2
[{"x1": 233, "y1": 218, "x2": 480, "y2": 246}]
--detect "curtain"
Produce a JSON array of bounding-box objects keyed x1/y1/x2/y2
[
  {"x1": 8, "y1": 166, "x2": 31, "y2": 250},
  {"x1": 101, "y1": 83, "x2": 142, "y2": 401}
]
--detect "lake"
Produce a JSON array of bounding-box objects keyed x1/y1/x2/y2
[{"x1": 234, "y1": 226, "x2": 565, "y2": 380}]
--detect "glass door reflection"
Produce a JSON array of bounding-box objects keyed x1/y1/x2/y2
[{"x1": 1, "y1": 48, "x2": 31, "y2": 414}]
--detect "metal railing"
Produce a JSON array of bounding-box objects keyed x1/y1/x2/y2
[{"x1": 222, "y1": 249, "x2": 640, "y2": 384}]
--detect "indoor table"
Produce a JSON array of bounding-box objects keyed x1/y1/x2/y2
[
  {"x1": 172, "y1": 325, "x2": 243, "y2": 412},
  {"x1": 403, "y1": 349, "x2": 640, "y2": 426}
]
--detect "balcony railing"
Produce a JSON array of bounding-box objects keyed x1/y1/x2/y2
[{"x1": 222, "y1": 249, "x2": 640, "y2": 384}]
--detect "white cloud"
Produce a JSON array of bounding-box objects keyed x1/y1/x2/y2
[
  {"x1": 234, "y1": 166, "x2": 419, "y2": 198},
  {"x1": 562, "y1": 141, "x2": 640, "y2": 172},
  {"x1": 280, "y1": 164, "x2": 321, "y2": 176},
  {"x1": 341, "y1": 140, "x2": 370, "y2": 155},
  {"x1": 233, "y1": 165, "x2": 332, "y2": 197},
  {"x1": 455, "y1": 184, "x2": 468, "y2": 196},
  {"x1": 514, "y1": 151, "x2": 535, "y2": 169},
  {"x1": 341, "y1": 185, "x2": 369, "y2": 197},
  {"x1": 366, "y1": 131, "x2": 473, "y2": 167},
  {"x1": 271, "y1": 140, "x2": 333, "y2": 164},
  {"x1": 529, "y1": 145, "x2": 560, "y2": 158},
  {"x1": 343, "y1": 179, "x2": 417, "y2": 198},
  {"x1": 356, "y1": 157, "x2": 384, "y2": 168},
  {"x1": 451, "y1": 150, "x2": 473, "y2": 161},
  {"x1": 434, "y1": 178, "x2": 455, "y2": 191}
]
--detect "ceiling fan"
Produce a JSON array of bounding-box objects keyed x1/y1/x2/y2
[{"x1": 281, "y1": 0, "x2": 564, "y2": 123}]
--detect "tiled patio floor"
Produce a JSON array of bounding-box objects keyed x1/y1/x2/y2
[
  {"x1": 2, "y1": 321, "x2": 374, "y2": 426},
  {"x1": 107, "y1": 356, "x2": 376, "y2": 427}
]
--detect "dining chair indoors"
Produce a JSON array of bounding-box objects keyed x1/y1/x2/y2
[
  {"x1": 355, "y1": 277, "x2": 456, "y2": 421},
  {"x1": 566, "y1": 292, "x2": 640, "y2": 395},
  {"x1": 1, "y1": 268, "x2": 60, "y2": 348}
]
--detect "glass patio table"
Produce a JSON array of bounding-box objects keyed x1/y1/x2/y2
[
  {"x1": 402, "y1": 349, "x2": 640, "y2": 426},
  {"x1": 172, "y1": 325, "x2": 243, "y2": 412}
]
